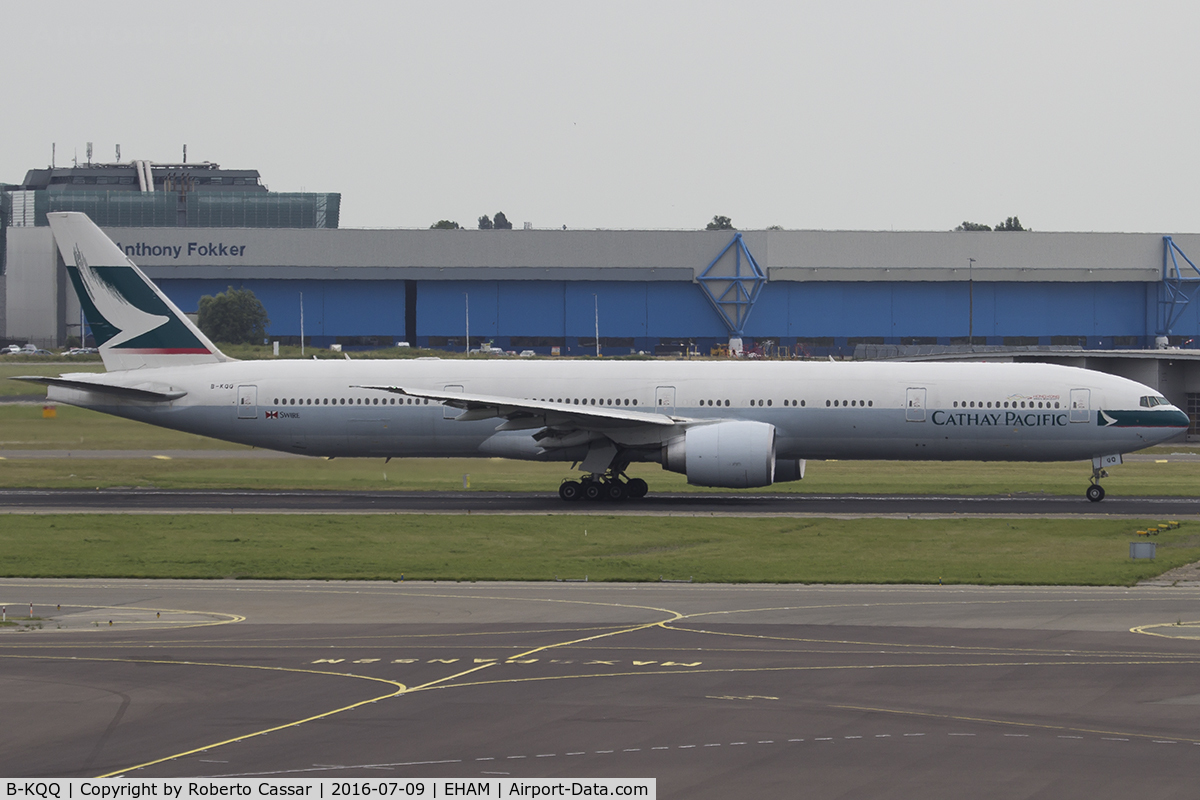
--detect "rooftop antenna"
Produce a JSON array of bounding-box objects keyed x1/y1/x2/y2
[
  {"x1": 183, "y1": 144, "x2": 187, "y2": 164},
  {"x1": 116, "y1": 144, "x2": 121, "y2": 163},
  {"x1": 86, "y1": 142, "x2": 93, "y2": 165},
  {"x1": 51, "y1": 143, "x2": 55, "y2": 168}
]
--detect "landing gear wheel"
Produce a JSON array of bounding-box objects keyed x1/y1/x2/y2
[
  {"x1": 1086, "y1": 484, "x2": 1105, "y2": 503},
  {"x1": 604, "y1": 480, "x2": 627, "y2": 501},
  {"x1": 582, "y1": 480, "x2": 603, "y2": 502},
  {"x1": 559, "y1": 481, "x2": 582, "y2": 502},
  {"x1": 626, "y1": 478, "x2": 649, "y2": 499}
]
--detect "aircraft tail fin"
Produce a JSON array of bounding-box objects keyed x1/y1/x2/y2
[{"x1": 46, "y1": 212, "x2": 230, "y2": 371}]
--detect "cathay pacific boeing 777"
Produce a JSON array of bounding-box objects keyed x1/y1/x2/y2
[{"x1": 16, "y1": 212, "x2": 1190, "y2": 502}]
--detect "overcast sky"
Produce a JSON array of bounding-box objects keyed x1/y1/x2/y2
[{"x1": 4, "y1": 1, "x2": 1198, "y2": 232}]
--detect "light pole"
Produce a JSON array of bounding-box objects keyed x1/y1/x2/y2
[
  {"x1": 968, "y1": 258, "x2": 976, "y2": 345},
  {"x1": 593, "y1": 294, "x2": 600, "y2": 358}
]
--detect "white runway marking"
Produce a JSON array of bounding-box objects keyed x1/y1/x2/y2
[{"x1": 203, "y1": 727, "x2": 1200, "y2": 778}]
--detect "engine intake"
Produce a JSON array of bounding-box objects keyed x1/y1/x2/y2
[{"x1": 663, "y1": 421, "x2": 777, "y2": 488}]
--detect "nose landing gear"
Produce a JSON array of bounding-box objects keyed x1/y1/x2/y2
[
  {"x1": 1086, "y1": 467, "x2": 1108, "y2": 503},
  {"x1": 558, "y1": 471, "x2": 648, "y2": 502}
]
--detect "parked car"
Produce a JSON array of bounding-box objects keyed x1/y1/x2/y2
[{"x1": 3, "y1": 345, "x2": 57, "y2": 356}]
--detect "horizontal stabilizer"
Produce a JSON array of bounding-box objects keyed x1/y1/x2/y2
[{"x1": 12, "y1": 375, "x2": 187, "y2": 402}]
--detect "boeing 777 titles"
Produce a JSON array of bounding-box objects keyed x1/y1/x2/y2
[{"x1": 15, "y1": 212, "x2": 1191, "y2": 502}]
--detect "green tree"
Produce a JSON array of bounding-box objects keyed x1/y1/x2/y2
[
  {"x1": 197, "y1": 286, "x2": 270, "y2": 344},
  {"x1": 955, "y1": 221, "x2": 992, "y2": 231},
  {"x1": 478, "y1": 215, "x2": 493, "y2": 230},
  {"x1": 431, "y1": 220, "x2": 460, "y2": 230},
  {"x1": 995, "y1": 216, "x2": 1027, "y2": 231},
  {"x1": 493, "y1": 211, "x2": 513, "y2": 230},
  {"x1": 706, "y1": 215, "x2": 735, "y2": 231}
]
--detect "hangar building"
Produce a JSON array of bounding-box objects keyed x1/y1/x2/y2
[{"x1": 4, "y1": 158, "x2": 1200, "y2": 437}]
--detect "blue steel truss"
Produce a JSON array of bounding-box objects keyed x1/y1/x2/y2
[
  {"x1": 1159, "y1": 236, "x2": 1200, "y2": 335},
  {"x1": 696, "y1": 232, "x2": 766, "y2": 336}
]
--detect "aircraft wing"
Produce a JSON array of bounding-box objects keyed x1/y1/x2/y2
[
  {"x1": 356, "y1": 384, "x2": 682, "y2": 428},
  {"x1": 12, "y1": 375, "x2": 187, "y2": 402}
]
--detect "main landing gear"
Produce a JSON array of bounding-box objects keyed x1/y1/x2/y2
[
  {"x1": 559, "y1": 472, "x2": 649, "y2": 502},
  {"x1": 1086, "y1": 468, "x2": 1108, "y2": 503}
]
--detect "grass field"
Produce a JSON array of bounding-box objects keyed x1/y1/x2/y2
[
  {"x1": 3, "y1": 376, "x2": 1198, "y2": 587},
  {"x1": 0, "y1": 514, "x2": 1193, "y2": 585},
  {"x1": 0, "y1": 404, "x2": 248, "y2": 450},
  {"x1": 3, "y1": 453, "x2": 1200, "y2": 497},
  {"x1": 1, "y1": 404, "x2": 1198, "y2": 494},
  {"x1": 0, "y1": 363, "x2": 105, "y2": 397}
]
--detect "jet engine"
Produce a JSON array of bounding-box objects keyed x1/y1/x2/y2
[{"x1": 663, "y1": 421, "x2": 777, "y2": 488}]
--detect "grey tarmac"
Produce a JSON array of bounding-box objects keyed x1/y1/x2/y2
[
  {"x1": 2, "y1": 579, "x2": 1200, "y2": 799},
  {"x1": 2, "y1": 487, "x2": 1199, "y2": 517},
  {"x1": 0, "y1": 449, "x2": 1194, "y2": 461}
]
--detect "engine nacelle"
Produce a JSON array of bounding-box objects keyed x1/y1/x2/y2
[{"x1": 663, "y1": 421, "x2": 777, "y2": 488}]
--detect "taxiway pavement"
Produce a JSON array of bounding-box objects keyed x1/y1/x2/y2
[
  {"x1": 2, "y1": 579, "x2": 1200, "y2": 798},
  {"x1": 2, "y1": 487, "x2": 1199, "y2": 517}
]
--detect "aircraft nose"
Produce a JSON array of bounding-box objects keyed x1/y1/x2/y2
[{"x1": 1167, "y1": 408, "x2": 1191, "y2": 428}]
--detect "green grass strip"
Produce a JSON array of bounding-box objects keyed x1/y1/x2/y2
[
  {"x1": 0, "y1": 404, "x2": 244, "y2": 450},
  {"x1": 2, "y1": 404, "x2": 1200, "y2": 496},
  {"x1": 0, "y1": 515, "x2": 1193, "y2": 586}
]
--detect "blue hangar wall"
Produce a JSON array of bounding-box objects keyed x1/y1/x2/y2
[
  {"x1": 155, "y1": 277, "x2": 1163, "y2": 357},
  {"x1": 88, "y1": 226, "x2": 1200, "y2": 356}
]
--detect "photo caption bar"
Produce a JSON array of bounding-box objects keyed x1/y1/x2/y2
[{"x1": 5, "y1": 780, "x2": 655, "y2": 800}]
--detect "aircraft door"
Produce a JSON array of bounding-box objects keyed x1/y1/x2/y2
[
  {"x1": 906, "y1": 387, "x2": 927, "y2": 422},
  {"x1": 1069, "y1": 388, "x2": 1090, "y2": 423},
  {"x1": 656, "y1": 386, "x2": 676, "y2": 415},
  {"x1": 237, "y1": 385, "x2": 257, "y2": 419}
]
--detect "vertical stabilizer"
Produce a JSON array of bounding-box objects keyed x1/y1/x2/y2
[{"x1": 46, "y1": 212, "x2": 229, "y2": 371}]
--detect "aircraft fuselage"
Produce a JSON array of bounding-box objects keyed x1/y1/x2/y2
[{"x1": 47, "y1": 358, "x2": 1186, "y2": 463}]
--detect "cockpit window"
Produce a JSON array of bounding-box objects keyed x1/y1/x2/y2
[{"x1": 1139, "y1": 395, "x2": 1170, "y2": 407}]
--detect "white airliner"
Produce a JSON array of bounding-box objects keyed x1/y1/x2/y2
[{"x1": 16, "y1": 212, "x2": 1191, "y2": 502}]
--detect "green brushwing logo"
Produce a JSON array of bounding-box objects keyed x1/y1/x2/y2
[{"x1": 66, "y1": 246, "x2": 210, "y2": 353}]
